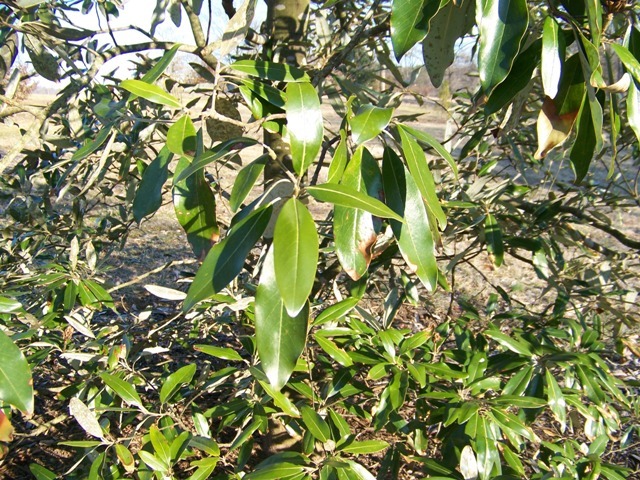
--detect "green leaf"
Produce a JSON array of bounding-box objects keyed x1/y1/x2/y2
[
  {"x1": 174, "y1": 138, "x2": 259, "y2": 184},
  {"x1": 100, "y1": 373, "x2": 144, "y2": 410},
  {"x1": 340, "y1": 439, "x2": 389, "y2": 454},
  {"x1": 308, "y1": 183, "x2": 403, "y2": 222},
  {"x1": 611, "y1": 43, "x2": 640, "y2": 87},
  {"x1": 484, "y1": 213, "x2": 503, "y2": 267},
  {"x1": 301, "y1": 405, "x2": 331, "y2": 442},
  {"x1": 0, "y1": 330, "x2": 33, "y2": 414},
  {"x1": 541, "y1": 16, "x2": 565, "y2": 99},
  {"x1": 133, "y1": 146, "x2": 173, "y2": 222},
  {"x1": 490, "y1": 395, "x2": 546, "y2": 408},
  {"x1": 139, "y1": 450, "x2": 168, "y2": 472},
  {"x1": 0, "y1": 296, "x2": 22, "y2": 313},
  {"x1": 545, "y1": 369, "x2": 567, "y2": 432},
  {"x1": 421, "y1": 0, "x2": 475, "y2": 87},
  {"x1": 627, "y1": 79, "x2": 640, "y2": 144},
  {"x1": 115, "y1": 444, "x2": 135, "y2": 472},
  {"x1": 286, "y1": 82, "x2": 323, "y2": 176},
  {"x1": 423, "y1": 362, "x2": 468, "y2": 379},
  {"x1": 314, "y1": 297, "x2": 360, "y2": 326},
  {"x1": 489, "y1": 407, "x2": 537, "y2": 442},
  {"x1": 398, "y1": 126, "x2": 447, "y2": 230},
  {"x1": 241, "y1": 78, "x2": 287, "y2": 108},
  {"x1": 173, "y1": 156, "x2": 219, "y2": 260},
  {"x1": 485, "y1": 329, "x2": 533, "y2": 356},
  {"x1": 396, "y1": 124, "x2": 458, "y2": 180},
  {"x1": 183, "y1": 205, "x2": 272, "y2": 311},
  {"x1": 160, "y1": 363, "x2": 197, "y2": 404},
  {"x1": 327, "y1": 131, "x2": 348, "y2": 184},
  {"x1": 382, "y1": 148, "x2": 438, "y2": 291},
  {"x1": 141, "y1": 43, "x2": 181, "y2": 84},
  {"x1": 166, "y1": 115, "x2": 197, "y2": 156},
  {"x1": 29, "y1": 464, "x2": 58, "y2": 480},
  {"x1": 477, "y1": 0, "x2": 529, "y2": 95},
  {"x1": 72, "y1": 124, "x2": 113, "y2": 162},
  {"x1": 475, "y1": 418, "x2": 500, "y2": 480},
  {"x1": 230, "y1": 155, "x2": 268, "y2": 212},
  {"x1": 570, "y1": 93, "x2": 597, "y2": 183},
  {"x1": 256, "y1": 246, "x2": 308, "y2": 391},
  {"x1": 258, "y1": 380, "x2": 301, "y2": 417},
  {"x1": 229, "y1": 60, "x2": 310, "y2": 82},
  {"x1": 274, "y1": 198, "x2": 318, "y2": 316},
  {"x1": 315, "y1": 335, "x2": 353, "y2": 367},
  {"x1": 349, "y1": 105, "x2": 393, "y2": 145},
  {"x1": 390, "y1": 0, "x2": 440, "y2": 61},
  {"x1": 244, "y1": 462, "x2": 306, "y2": 480},
  {"x1": 120, "y1": 79, "x2": 181, "y2": 108},
  {"x1": 339, "y1": 459, "x2": 377, "y2": 480},
  {"x1": 503, "y1": 365, "x2": 533, "y2": 395},
  {"x1": 149, "y1": 424, "x2": 172, "y2": 468},
  {"x1": 194, "y1": 344, "x2": 244, "y2": 361}
]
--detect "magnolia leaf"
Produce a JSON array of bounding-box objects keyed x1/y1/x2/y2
[
  {"x1": 144, "y1": 285, "x2": 186, "y2": 301},
  {"x1": 217, "y1": 0, "x2": 257, "y2": 57},
  {"x1": 390, "y1": 0, "x2": 440, "y2": 60},
  {"x1": 160, "y1": 364, "x2": 197, "y2": 403},
  {"x1": 350, "y1": 105, "x2": 393, "y2": 145},
  {"x1": 100, "y1": 373, "x2": 144, "y2": 410},
  {"x1": 627, "y1": 79, "x2": 640, "y2": 143},
  {"x1": 255, "y1": 246, "x2": 308, "y2": 391},
  {"x1": 229, "y1": 60, "x2": 310, "y2": 82},
  {"x1": 0, "y1": 330, "x2": 33, "y2": 414},
  {"x1": 120, "y1": 79, "x2": 181, "y2": 108},
  {"x1": 307, "y1": 183, "x2": 402, "y2": 222},
  {"x1": 484, "y1": 213, "x2": 503, "y2": 267},
  {"x1": 477, "y1": 0, "x2": 529, "y2": 95},
  {"x1": 570, "y1": 93, "x2": 597, "y2": 183},
  {"x1": 541, "y1": 16, "x2": 565, "y2": 99},
  {"x1": 133, "y1": 147, "x2": 173, "y2": 222},
  {"x1": 166, "y1": 115, "x2": 197, "y2": 156},
  {"x1": 422, "y1": 0, "x2": 475, "y2": 88},
  {"x1": 69, "y1": 397, "x2": 105, "y2": 440},
  {"x1": 230, "y1": 155, "x2": 269, "y2": 212},
  {"x1": 286, "y1": 82, "x2": 323, "y2": 176},
  {"x1": 274, "y1": 198, "x2": 318, "y2": 316}
]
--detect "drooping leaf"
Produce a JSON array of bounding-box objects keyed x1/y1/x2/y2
[
  {"x1": 477, "y1": 0, "x2": 529, "y2": 95},
  {"x1": 0, "y1": 330, "x2": 33, "y2": 414},
  {"x1": 255, "y1": 246, "x2": 308, "y2": 391},
  {"x1": 120, "y1": 79, "x2": 181, "y2": 108},
  {"x1": 332, "y1": 147, "x2": 383, "y2": 280},
  {"x1": 382, "y1": 148, "x2": 438, "y2": 291},
  {"x1": 273, "y1": 198, "x2": 318, "y2": 316},
  {"x1": 24, "y1": 34, "x2": 59, "y2": 81},
  {"x1": 396, "y1": 124, "x2": 458, "y2": 179},
  {"x1": 474, "y1": 417, "x2": 500, "y2": 480},
  {"x1": 570, "y1": 93, "x2": 597, "y2": 183},
  {"x1": 484, "y1": 213, "x2": 503, "y2": 267},
  {"x1": 133, "y1": 146, "x2": 173, "y2": 222},
  {"x1": 173, "y1": 156, "x2": 219, "y2": 259},
  {"x1": 390, "y1": 0, "x2": 440, "y2": 61},
  {"x1": 421, "y1": 0, "x2": 475, "y2": 87},
  {"x1": 307, "y1": 183, "x2": 403, "y2": 222},
  {"x1": 230, "y1": 155, "x2": 269, "y2": 212},
  {"x1": 350, "y1": 105, "x2": 393, "y2": 145},
  {"x1": 100, "y1": 373, "x2": 144, "y2": 410},
  {"x1": 398, "y1": 126, "x2": 447, "y2": 230},
  {"x1": 541, "y1": 16, "x2": 565, "y2": 99},
  {"x1": 611, "y1": 43, "x2": 640, "y2": 87},
  {"x1": 160, "y1": 364, "x2": 197, "y2": 404},
  {"x1": 286, "y1": 82, "x2": 323, "y2": 176},
  {"x1": 627, "y1": 79, "x2": 640, "y2": 143},
  {"x1": 229, "y1": 60, "x2": 310, "y2": 82},
  {"x1": 545, "y1": 369, "x2": 567, "y2": 432},
  {"x1": 183, "y1": 205, "x2": 272, "y2": 311},
  {"x1": 166, "y1": 115, "x2": 197, "y2": 156}
]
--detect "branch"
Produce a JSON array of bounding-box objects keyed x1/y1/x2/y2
[{"x1": 180, "y1": 0, "x2": 207, "y2": 48}]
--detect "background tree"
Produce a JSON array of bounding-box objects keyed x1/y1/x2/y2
[{"x1": 0, "y1": 0, "x2": 639, "y2": 478}]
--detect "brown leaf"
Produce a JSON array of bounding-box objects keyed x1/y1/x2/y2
[{"x1": 534, "y1": 97, "x2": 579, "y2": 159}]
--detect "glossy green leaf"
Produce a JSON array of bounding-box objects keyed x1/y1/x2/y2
[
  {"x1": 575, "y1": 364, "x2": 605, "y2": 406},
  {"x1": 398, "y1": 126, "x2": 446, "y2": 230},
  {"x1": 485, "y1": 329, "x2": 533, "y2": 356},
  {"x1": 541, "y1": 16, "x2": 565, "y2": 99},
  {"x1": 0, "y1": 296, "x2": 22, "y2": 313},
  {"x1": 611, "y1": 43, "x2": 640, "y2": 87},
  {"x1": 340, "y1": 439, "x2": 389, "y2": 454},
  {"x1": 423, "y1": 362, "x2": 468, "y2": 379},
  {"x1": 139, "y1": 450, "x2": 168, "y2": 472},
  {"x1": 286, "y1": 82, "x2": 323, "y2": 176},
  {"x1": 71, "y1": 124, "x2": 113, "y2": 162},
  {"x1": 313, "y1": 297, "x2": 359, "y2": 326},
  {"x1": 244, "y1": 462, "x2": 305, "y2": 480},
  {"x1": 100, "y1": 373, "x2": 144, "y2": 409},
  {"x1": 477, "y1": 0, "x2": 528, "y2": 95},
  {"x1": 390, "y1": 0, "x2": 440, "y2": 61},
  {"x1": 570, "y1": 93, "x2": 597, "y2": 183},
  {"x1": 350, "y1": 105, "x2": 393, "y2": 145},
  {"x1": 230, "y1": 155, "x2": 268, "y2": 212},
  {"x1": 173, "y1": 156, "x2": 219, "y2": 260},
  {"x1": 585, "y1": 0, "x2": 602, "y2": 47},
  {"x1": 141, "y1": 43, "x2": 181, "y2": 84},
  {"x1": 115, "y1": 444, "x2": 135, "y2": 472},
  {"x1": 484, "y1": 213, "x2": 503, "y2": 267},
  {"x1": 315, "y1": 335, "x2": 353, "y2": 367},
  {"x1": 627, "y1": 79, "x2": 640, "y2": 143},
  {"x1": 29, "y1": 464, "x2": 57, "y2": 480},
  {"x1": 183, "y1": 205, "x2": 272, "y2": 311},
  {"x1": 308, "y1": 183, "x2": 402, "y2": 222},
  {"x1": 327, "y1": 131, "x2": 348, "y2": 184},
  {"x1": 340, "y1": 459, "x2": 377, "y2": 480},
  {"x1": 120, "y1": 79, "x2": 181, "y2": 108},
  {"x1": 421, "y1": 0, "x2": 475, "y2": 87},
  {"x1": 160, "y1": 363, "x2": 197, "y2": 404},
  {"x1": 0, "y1": 330, "x2": 33, "y2": 414},
  {"x1": 490, "y1": 395, "x2": 546, "y2": 408},
  {"x1": 258, "y1": 380, "x2": 301, "y2": 417},
  {"x1": 489, "y1": 407, "x2": 537, "y2": 441},
  {"x1": 149, "y1": 424, "x2": 172, "y2": 468},
  {"x1": 133, "y1": 146, "x2": 173, "y2": 222},
  {"x1": 382, "y1": 148, "x2": 438, "y2": 291},
  {"x1": 174, "y1": 138, "x2": 259, "y2": 184},
  {"x1": 545, "y1": 369, "x2": 567, "y2": 432},
  {"x1": 475, "y1": 417, "x2": 500, "y2": 480},
  {"x1": 229, "y1": 60, "x2": 310, "y2": 82},
  {"x1": 240, "y1": 78, "x2": 286, "y2": 108},
  {"x1": 274, "y1": 198, "x2": 318, "y2": 316},
  {"x1": 503, "y1": 365, "x2": 533, "y2": 395},
  {"x1": 396, "y1": 124, "x2": 458, "y2": 179},
  {"x1": 301, "y1": 405, "x2": 331, "y2": 442},
  {"x1": 194, "y1": 344, "x2": 244, "y2": 361},
  {"x1": 256, "y1": 246, "x2": 308, "y2": 391},
  {"x1": 166, "y1": 115, "x2": 197, "y2": 156}
]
